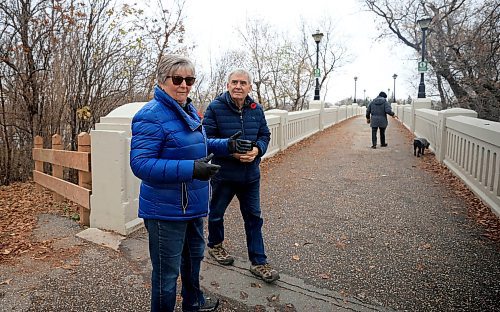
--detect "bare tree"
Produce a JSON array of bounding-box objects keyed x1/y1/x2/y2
[
  {"x1": 0, "y1": 0, "x2": 188, "y2": 185},
  {"x1": 363, "y1": 0, "x2": 500, "y2": 120}
]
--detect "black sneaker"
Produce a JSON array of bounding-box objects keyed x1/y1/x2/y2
[
  {"x1": 381, "y1": 143, "x2": 388, "y2": 147},
  {"x1": 183, "y1": 297, "x2": 219, "y2": 312},
  {"x1": 199, "y1": 297, "x2": 219, "y2": 312},
  {"x1": 371, "y1": 145, "x2": 376, "y2": 149}
]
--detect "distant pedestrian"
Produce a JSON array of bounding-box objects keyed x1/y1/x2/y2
[
  {"x1": 202, "y1": 68, "x2": 280, "y2": 283},
  {"x1": 130, "y1": 54, "x2": 251, "y2": 312},
  {"x1": 366, "y1": 91, "x2": 397, "y2": 148}
]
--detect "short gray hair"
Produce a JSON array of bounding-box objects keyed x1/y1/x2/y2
[
  {"x1": 157, "y1": 54, "x2": 196, "y2": 84},
  {"x1": 227, "y1": 69, "x2": 253, "y2": 84}
]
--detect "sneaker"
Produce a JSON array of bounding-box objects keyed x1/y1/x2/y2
[
  {"x1": 250, "y1": 263, "x2": 280, "y2": 283},
  {"x1": 371, "y1": 145, "x2": 377, "y2": 149},
  {"x1": 381, "y1": 143, "x2": 388, "y2": 147},
  {"x1": 199, "y1": 297, "x2": 219, "y2": 312},
  {"x1": 183, "y1": 297, "x2": 219, "y2": 312},
  {"x1": 208, "y1": 243, "x2": 234, "y2": 265}
]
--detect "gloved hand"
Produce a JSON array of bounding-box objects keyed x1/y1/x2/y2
[
  {"x1": 193, "y1": 153, "x2": 220, "y2": 181},
  {"x1": 366, "y1": 118, "x2": 370, "y2": 124},
  {"x1": 228, "y1": 131, "x2": 253, "y2": 153}
]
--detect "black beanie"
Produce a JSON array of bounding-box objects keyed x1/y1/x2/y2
[{"x1": 379, "y1": 92, "x2": 387, "y2": 98}]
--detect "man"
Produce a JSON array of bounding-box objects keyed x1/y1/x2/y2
[
  {"x1": 202, "y1": 69, "x2": 279, "y2": 283},
  {"x1": 366, "y1": 91, "x2": 397, "y2": 149}
]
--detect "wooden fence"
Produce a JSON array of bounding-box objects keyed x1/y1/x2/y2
[{"x1": 32, "y1": 133, "x2": 92, "y2": 225}]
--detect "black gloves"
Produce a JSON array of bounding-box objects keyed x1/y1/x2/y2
[
  {"x1": 228, "y1": 131, "x2": 254, "y2": 153},
  {"x1": 193, "y1": 153, "x2": 220, "y2": 181}
]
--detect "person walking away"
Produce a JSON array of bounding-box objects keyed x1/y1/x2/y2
[
  {"x1": 366, "y1": 91, "x2": 397, "y2": 149},
  {"x1": 202, "y1": 69, "x2": 280, "y2": 283},
  {"x1": 130, "y1": 55, "x2": 252, "y2": 312}
]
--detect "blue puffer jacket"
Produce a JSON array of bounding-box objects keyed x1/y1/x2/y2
[
  {"x1": 202, "y1": 91, "x2": 270, "y2": 182},
  {"x1": 130, "y1": 86, "x2": 229, "y2": 221}
]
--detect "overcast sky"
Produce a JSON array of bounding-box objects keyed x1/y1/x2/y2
[{"x1": 184, "y1": 0, "x2": 419, "y2": 104}]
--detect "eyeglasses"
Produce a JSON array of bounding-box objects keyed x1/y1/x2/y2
[{"x1": 166, "y1": 76, "x2": 196, "y2": 86}]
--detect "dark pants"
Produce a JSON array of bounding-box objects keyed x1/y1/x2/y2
[
  {"x1": 208, "y1": 179, "x2": 267, "y2": 265},
  {"x1": 371, "y1": 127, "x2": 386, "y2": 146},
  {"x1": 144, "y1": 218, "x2": 206, "y2": 312}
]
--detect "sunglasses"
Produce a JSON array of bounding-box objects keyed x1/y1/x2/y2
[{"x1": 167, "y1": 76, "x2": 196, "y2": 86}]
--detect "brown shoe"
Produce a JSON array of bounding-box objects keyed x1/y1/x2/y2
[
  {"x1": 208, "y1": 243, "x2": 234, "y2": 265},
  {"x1": 250, "y1": 263, "x2": 280, "y2": 283}
]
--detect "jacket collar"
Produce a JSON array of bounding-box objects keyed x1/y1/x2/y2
[
  {"x1": 154, "y1": 85, "x2": 201, "y2": 131},
  {"x1": 220, "y1": 91, "x2": 256, "y2": 113}
]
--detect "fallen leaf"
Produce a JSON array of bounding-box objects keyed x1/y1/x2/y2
[
  {"x1": 318, "y1": 273, "x2": 330, "y2": 279},
  {"x1": 240, "y1": 291, "x2": 249, "y2": 300},
  {"x1": 291, "y1": 255, "x2": 300, "y2": 261},
  {"x1": 0, "y1": 278, "x2": 13, "y2": 285},
  {"x1": 266, "y1": 294, "x2": 280, "y2": 302},
  {"x1": 210, "y1": 281, "x2": 220, "y2": 288}
]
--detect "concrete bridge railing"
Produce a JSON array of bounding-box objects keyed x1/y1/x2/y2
[
  {"x1": 393, "y1": 100, "x2": 500, "y2": 217},
  {"x1": 89, "y1": 101, "x2": 363, "y2": 235}
]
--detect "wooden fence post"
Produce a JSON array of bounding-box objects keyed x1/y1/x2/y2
[
  {"x1": 78, "y1": 132, "x2": 91, "y2": 226},
  {"x1": 34, "y1": 136, "x2": 43, "y2": 172},
  {"x1": 34, "y1": 136, "x2": 44, "y2": 192},
  {"x1": 51, "y1": 134, "x2": 64, "y2": 202}
]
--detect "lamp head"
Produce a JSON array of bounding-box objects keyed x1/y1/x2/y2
[
  {"x1": 417, "y1": 16, "x2": 432, "y2": 31},
  {"x1": 393, "y1": 74, "x2": 398, "y2": 79},
  {"x1": 312, "y1": 30, "x2": 324, "y2": 43},
  {"x1": 354, "y1": 76, "x2": 358, "y2": 81}
]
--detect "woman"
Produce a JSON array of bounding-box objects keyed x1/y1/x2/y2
[{"x1": 130, "y1": 55, "x2": 241, "y2": 312}]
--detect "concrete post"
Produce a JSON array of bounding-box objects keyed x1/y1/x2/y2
[
  {"x1": 436, "y1": 108, "x2": 478, "y2": 163},
  {"x1": 351, "y1": 104, "x2": 359, "y2": 118},
  {"x1": 309, "y1": 100, "x2": 325, "y2": 130},
  {"x1": 411, "y1": 98, "x2": 432, "y2": 133},
  {"x1": 90, "y1": 102, "x2": 147, "y2": 235}
]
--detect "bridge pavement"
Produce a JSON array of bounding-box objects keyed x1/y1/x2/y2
[
  {"x1": 5, "y1": 115, "x2": 499, "y2": 311},
  {"x1": 121, "y1": 115, "x2": 500, "y2": 311}
]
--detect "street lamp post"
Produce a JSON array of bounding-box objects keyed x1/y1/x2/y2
[
  {"x1": 392, "y1": 74, "x2": 398, "y2": 103},
  {"x1": 312, "y1": 30, "x2": 324, "y2": 101},
  {"x1": 417, "y1": 16, "x2": 432, "y2": 98},
  {"x1": 363, "y1": 89, "x2": 366, "y2": 103},
  {"x1": 353, "y1": 76, "x2": 358, "y2": 103}
]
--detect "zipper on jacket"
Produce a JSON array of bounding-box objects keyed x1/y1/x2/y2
[
  {"x1": 181, "y1": 182, "x2": 188, "y2": 214},
  {"x1": 239, "y1": 109, "x2": 245, "y2": 136}
]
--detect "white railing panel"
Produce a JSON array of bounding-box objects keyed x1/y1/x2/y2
[{"x1": 443, "y1": 116, "x2": 500, "y2": 216}]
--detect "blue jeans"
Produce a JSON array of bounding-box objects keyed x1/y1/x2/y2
[
  {"x1": 207, "y1": 179, "x2": 267, "y2": 265},
  {"x1": 144, "y1": 218, "x2": 206, "y2": 312}
]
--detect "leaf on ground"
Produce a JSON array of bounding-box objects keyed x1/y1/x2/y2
[
  {"x1": 266, "y1": 294, "x2": 280, "y2": 302},
  {"x1": 318, "y1": 273, "x2": 330, "y2": 279},
  {"x1": 240, "y1": 291, "x2": 249, "y2": 300},
  {"x1": 291, "y1": 255, "x2": 300, "y2": 261},
  {"x1": 0, "y1": 278, "x2": 13, "y2": 285}
]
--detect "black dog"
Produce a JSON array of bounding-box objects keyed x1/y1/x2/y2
[{"x1": 414, "y1": 138, "x2": 430, "y2": 157}]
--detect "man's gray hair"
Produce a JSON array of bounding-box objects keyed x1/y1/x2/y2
[
  {"x1": 227, "y1": 69, "x2": 253, "y2": 84},
  {"x1": 157, "y1": 54, "x2": 196, "y2": 84}
]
